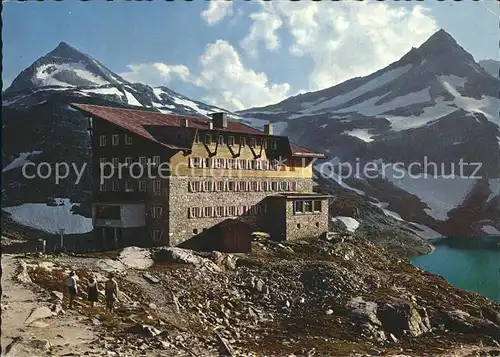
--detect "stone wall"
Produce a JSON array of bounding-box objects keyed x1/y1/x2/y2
[
  {"x1": 168, "y1": 176, "x2": 314, "y2": 246},
  {"x1": 284, "y1": 199, "x2": 329, "y2": 241}
]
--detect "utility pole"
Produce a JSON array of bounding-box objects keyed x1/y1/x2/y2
[{"x1": 59, "y1": 228, "x2": 65, "y2": 250}]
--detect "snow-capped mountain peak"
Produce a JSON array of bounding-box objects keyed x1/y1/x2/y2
[{"x1": 5, "y1": 42, "x2": 129, "y2": 95}]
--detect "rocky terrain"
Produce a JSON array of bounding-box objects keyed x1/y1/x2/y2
[{"x1": 2, "y1": 232, "x2": 500, "y2": 357}]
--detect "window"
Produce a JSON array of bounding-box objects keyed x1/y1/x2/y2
[
  {"x1": 297, "y1": 223, "x2": 301, "y2": 229},
  {"x1": 152, "y1": 206, "x2": 163, "y2": 218},
  {"x1": 189, "y1": 157, "x2": 203, "y2": 168},
  {"x1": 240, "y1": 137, "x2": 246, "y2": 147},
  {"x1": 139, "y1": 157, "x2": 147, "y2": 167},
  {"x1": 99, "y1": 135, "x2": 106, "y2": 147},
  {"x1": 228, "y1": 136, "x2": 235, "y2": 146},
  {"x1": 215, "y1": 206, "x2": 224, "y2": 217},
  {"x1": 152, "y1": 180, "x2": 161, "y2": 193},
  {"x1": 228, "y1": 206, "x2": 236, "y2": 217},
  {"x1": 218, "y1": 135, "x2": 225, "y2": 145},
  {"x1": 112, "y1": 180, "x2": 119, "y2": 191},
  {"x1": 203, "y1": 181, "x2": 211, "y2": 192},
  {"x1": 205, "y1": 134, "x2": 212, "y2": 145},
  {"x1": 100, "y1": 182, "x2": 107, "y2": 192},
  {"x1": 271, "y1": 140, "x2": 278, "y2": 150},
  {"x1": 139, "y1": 181, "x2": 147, "y2": 192},
  {"x1": 314, "y1": 200, "x2": 322, "y2": 212},
  {"x1": 204, "y1": 207, "x2": 213, "y2": 217},
  {"x1": 249, "y1": 138, "x2": 257, "y2": 148},
  {"x1": 294, "y1": 201, "x2": 304, "y2": 214},
  {"x1": 228, "y1": 181, "x2": 235, "y2": 191},
  {"x1": 125, "y1": 181, "x2": 133, "y2": 191},
  {"x1": 151, "y1": 229, "x2": 163, "y2": 242},
  {"x1": 125, "y1": 157, "x2": 132, "y2": 166},
  {"x1": 112, "y1": 157, "x2": 119, "y2": 168},
  {"x1": 193, "y1": 228, "x2": 199, "y2": 234},
  {"x1": 95, "y1": 205, "x2": 120, "y2": 220},
  {"x1": 271, "y1": 181, "x2": 278, "y2": 191},
  {"x1": 280, "y1": 182, "x2": 288, "y2": 191},
  {"x1": 216, "y1": 181, "x2": 223, "y2": 192},
  {"x1": 263, "y1": 139, "x2": 268, "y2": 149},
  {"x1": 315, "y1": 222, "x2": 320, "y2": 228},
  {"x1": 99, "y1": 158, "x2": 106, "y2": 166},
  {"x1": 153, "y1": 156, "x2": 161, "y2": 166},
  {"x1": 125, "y1": 134, "x2": 133, "y2": 145},
  {"x1": 112, "y1": 134, "x2": 119, "y2": 146},
  {"x1": 251, "y1": 160, "x2": 258, "y2": 170},
  {"x1": 304, "y1": 201, "x2": 312, "y2": 213}
]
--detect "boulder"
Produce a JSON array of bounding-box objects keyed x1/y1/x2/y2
[
  {"x1": 118, "y1": 246, "x2": 154, "y2": 270},
  {"x1": 154, "y1": 247, "x2": 221, "y2": 272},
  {"x1": 127, "y1": 323, "x2": 161, "y2": 338},
  {"x1": 24, "y1": 306, "x2": 53, "y2": 326},
  {"x1": 377, "y1": 297, "x2": 431, "y2": 338}
]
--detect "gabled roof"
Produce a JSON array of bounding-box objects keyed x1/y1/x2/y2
[{"x1": 71, "y1": 103, "x2": 327, "y2": 158}]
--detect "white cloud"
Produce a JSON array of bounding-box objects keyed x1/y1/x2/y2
[
  {"x1": 201, "y1": 0, "x2": 233, "y2": 26},
  {"x1": 120, "y1": 63, "x2": 193, "y2": 87},
  {"x1": 240, "y1": 10, "x2": 283, "y2": 57},
  {"x1": 247, "y1": 1, "x2": 438, "y2": 91},
  {"x1": 120, "y1": 40, "x2": 291, "y2": 111}
]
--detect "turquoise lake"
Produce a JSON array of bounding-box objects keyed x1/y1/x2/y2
[{"x1": 411, "y1": 237, "x2": 500, "y2": 302}]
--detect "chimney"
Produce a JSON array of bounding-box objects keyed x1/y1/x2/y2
[
  {"x1": 180, "y1": 117, "x2": 189, "y2": 127},
  {"x1": 264, "y1": 123, "x2": 273, "y2": 135},
  {"x1": 212, "y1": 112, "x2": 228, "y2": 129}
]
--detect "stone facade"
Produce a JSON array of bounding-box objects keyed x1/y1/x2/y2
[{"x1": 168, "y1": 176, "x2": 314, "y2": 246}]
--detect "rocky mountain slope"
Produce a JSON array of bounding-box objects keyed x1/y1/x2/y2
[
  {"x1": 239, "y1": 30, "x2": 500, "y2": 238},
  {"x1": 480, "y1": 59, "x2": 500, "y2": 78},
  {"x1": 3, "y1": 237, "x2": 500, "y2": 356}
]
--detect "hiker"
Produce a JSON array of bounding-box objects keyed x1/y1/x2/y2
[
  {"x1": 104, "y1": 273, "x2": 119, "y2": 313},
  {"x1": 66, "y1": 271, "x2": 78, "y2": 309},
  {"x1": 87, "y1": 275, "x2": 99, "y2": 307}
]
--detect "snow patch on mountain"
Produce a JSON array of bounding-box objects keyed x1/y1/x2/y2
[
  {"x1": 488, "y1": 179, "x2": 500, "y2": 202},
  {"x1": 342, "y1": 129, "x2": 375, "y2": 142},
  {"x1": 34, "y1": 62, "x2": 110, "y2": 88},
  {"x1": 332, "y1": 216, "x2": 360, "y2": 232},
  {"x1": 482, "y1": 225, "x2": 500, "y2": 236},
  {"x1": 123, "y1": 90, "x2": 142, "y2": 107},
  {"x1": 2, "y1": 198, "x2": 92, "y2": 234},
  {"x1": 3, "y1": 151, "x2": 43, "y2": 173},
  {"x1": 382, "y1": 166, "x2": 477, "y2": 221}
]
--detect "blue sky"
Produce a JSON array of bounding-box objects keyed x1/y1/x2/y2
[{"x1": 3, "y1": 0, "x2": 499, "y2": 110}]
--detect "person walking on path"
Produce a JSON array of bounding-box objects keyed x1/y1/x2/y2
[
  {"x1": 87, "y1": 275, "x2": 99, "y2": 307},
  {"x1": 104, "y1": 273, "x2": 119, "y2": 313},
  {"x1": 66, "y1": 271, "x2": 78, "y2": 310}
]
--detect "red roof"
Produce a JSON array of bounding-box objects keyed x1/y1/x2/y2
[{"x1": 71, "y1": 103, "x2": 326, "y2": 158}]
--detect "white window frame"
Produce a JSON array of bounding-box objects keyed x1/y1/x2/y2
[
  {"x1": 153, "y1": 156, "x2": 161, "y2": 166},
  {"x1": 99, "y1": 135, "x2": 106, "y2": 147},
  {"x1": 139, "y1": 181, "x2": 147, "y2": 192},
  {"x1": 100, "y1": 182, "x2": 107, "y2": 192},
  {"x1": 151, "y1": 229, "x2": 163, "y2": 242},
  {"x1": 139, "y1": 156, "x2": 147, "y2": 167},
  {"x1": 125, "y1": 134, "x2": 133, "y2": 145},
  {"x1": 112, "y1": 157, "x2": 119, "y2": 168},
  {"x1": 271, "y1": 140, "x2": 278, "y2": 150},
  {"x1": 112, "y1": 180, "x2": 119, "y2": 191},
  {"x1": 218, "y1": 135, "x2": 225, "y2": 145},
  {"x1": 112, "y1": 134, "x2": 119, "y2": 146},
  {"x1": 99, "y1": 158, "x2": 106, "y2": 166},
  {"x1": 125, "y1": 181, "x2": 134, "y2": 192},
  {"x1": 125, "y1": 157, "x2": 132, "y2": 166},
  {"x1": 152, "y1": 206, "x2": 163, "y2": 218},
  {"x1": 240, "y1": 137, "x2": 246, "y2": 147},
  {"x1": 152, "y1": 180, "x2": 161, "y2": 193},
  {"x1": 228, "y1": 136, "x2": 235, "y2": 146}
]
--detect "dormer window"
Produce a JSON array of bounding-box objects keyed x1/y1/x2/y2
[
  {"x1": 112, "y1": 134, "x2": 119, "y2": 146},
  {"x1": 99, "y1": 135, "x2": 106, "y2": 147}
]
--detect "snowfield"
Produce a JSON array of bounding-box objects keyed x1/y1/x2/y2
[
  {"x1": 2, "y1": 198, "x2": 92, "y2": 234},
  {"x1": 2, "y1": 151, "x2": 43, "y2": 173},
  {"x1": 332, "y1": 216, "x2": 360, "y2": 232}
]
